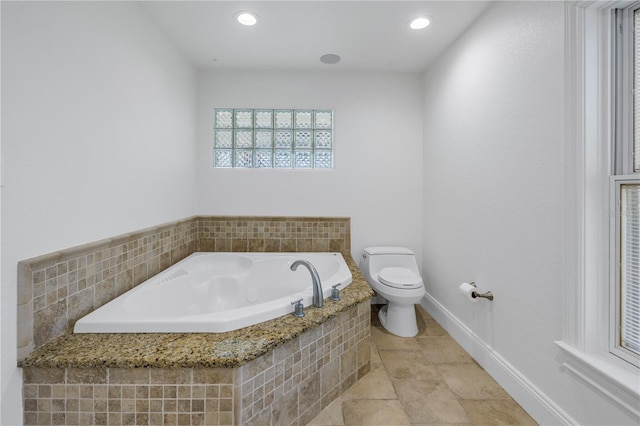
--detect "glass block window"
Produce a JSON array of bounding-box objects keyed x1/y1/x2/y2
[{"x1": 214, "y1": 109, "x2": 333, "y2": 169}]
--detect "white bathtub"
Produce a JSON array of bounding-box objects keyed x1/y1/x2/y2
[{"x1": 73, "y1": 252, "x2": 352, "y2": 333}]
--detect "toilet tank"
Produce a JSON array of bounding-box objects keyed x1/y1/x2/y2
[{"x1": 360, "y1": 247, "x2": 419, "y2": 281}]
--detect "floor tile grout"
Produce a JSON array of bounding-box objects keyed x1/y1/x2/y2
[{"x1": 307, "y1": 304, "x2": 538, "y2": 426}]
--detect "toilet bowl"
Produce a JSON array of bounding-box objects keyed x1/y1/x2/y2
[{"x1": 359, "y1": 246, "x2": 426, "y2": 337}]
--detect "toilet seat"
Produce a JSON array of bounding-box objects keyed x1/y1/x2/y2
[{"x1": 378, "y1": 267, "x2": 423, "y2": 289}]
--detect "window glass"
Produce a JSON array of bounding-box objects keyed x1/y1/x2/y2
[{"x1": 213, "y1": 109, "x2": 333, "y2": 169}]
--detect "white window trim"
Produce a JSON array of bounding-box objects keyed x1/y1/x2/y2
[
  {"x1": 610, "y1": 176, "x2": 640, "y2": 367},
  {"x1": 558, "y1": 1, "x2": 640, "y2": 418}
]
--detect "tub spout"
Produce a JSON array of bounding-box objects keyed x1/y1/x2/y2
[{"x1": 290, "y1": 260, "x2": 323, "y2": 308}]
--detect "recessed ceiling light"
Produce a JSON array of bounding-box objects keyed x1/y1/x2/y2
[
  {"x1": 320, "y1": 54, "x2": 341, "y2": 65},
  {"x1": 409, "y1": 16, "x2": 431, "y2": 30},
  {"x1": 235, "y1": 11, "x2": 258, "y2": 26}
]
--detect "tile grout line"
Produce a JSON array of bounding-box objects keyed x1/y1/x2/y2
[{"x1": 308, "y1": 304, "x2": 538, "y2": 426}]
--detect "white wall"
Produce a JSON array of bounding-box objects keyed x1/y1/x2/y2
[
  {"x1": 0, "y1": 2, "x2": 198, "y2": 424},
  {"x1": 197, "y1": 70, "x2": 424, "y2": 261},
  {"x1": 421, "y1": 2, "x2": 637, "y2": 425},
  {"x1": 0, "y1": 1, "x2": 3, "y2": 422},
  {"x1": 7, "y1": 1, "x2": 632, "y2": 425}
]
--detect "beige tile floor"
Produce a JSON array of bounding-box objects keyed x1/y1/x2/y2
[{"x1": 308, "y1": 305, "x2": 538, "y2": 426}]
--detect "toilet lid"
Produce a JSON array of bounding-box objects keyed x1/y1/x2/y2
[{"x1": 378, "y1": 267, "x2": 423, "y2": 289}]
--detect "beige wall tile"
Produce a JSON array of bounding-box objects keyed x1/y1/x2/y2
[
  {"x1": 23, "y1": 368, "x2": 65, "y2": 384},
  {"x1": 149, "y1": 369, "x2": 192, "y2": 385},
  {"x1": 67, "y1": 368, "x2": 107, "y2": 384},
  {"x1": 109, "y1": 368, "x2": 149, "y2": 384},
  {"x1": 193, "y1": 369, "x2": 234, "y2": 385}
]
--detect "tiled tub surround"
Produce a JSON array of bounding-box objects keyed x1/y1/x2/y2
[
  {"x1": 18, "y1": 216, "x2": 368, "y2": 425},
  {"x1": 22, "y1": 299, "x2": 372, "y2": 425},
  {"x1": 196, "y1": 217, "x2": 350, "y2": 253},
  {"x1": 18, "y1": 216, "x2": 351, "y2": 360}
]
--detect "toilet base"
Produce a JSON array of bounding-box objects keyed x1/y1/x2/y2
[{"x1": 378, "y1": 304, "x2": 418, "y2": 337}]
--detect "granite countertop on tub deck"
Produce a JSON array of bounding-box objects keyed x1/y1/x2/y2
[{"x1": 18, "y1": 255, "x2": 374, "y2": 369}]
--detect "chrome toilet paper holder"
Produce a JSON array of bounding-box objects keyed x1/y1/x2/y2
[{"x1": 468, "y1": 282, "x2": 494, "y2": 301}]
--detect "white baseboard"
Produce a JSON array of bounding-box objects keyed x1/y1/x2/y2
[{"x1": 421, "y1": 293, "x2": 576, "y2": 426}]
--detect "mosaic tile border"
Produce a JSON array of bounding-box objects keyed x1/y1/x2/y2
[
  {"x1": 23, "y1": 366, "x2": 235, "y2": 425},
  {"x1": 196, "y1": 216, "x2": 350, "y2": 253}
]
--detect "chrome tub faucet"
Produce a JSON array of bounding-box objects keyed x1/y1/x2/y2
[{"x1": 290, "y1": 260, "x2": 323, "y2": 308}]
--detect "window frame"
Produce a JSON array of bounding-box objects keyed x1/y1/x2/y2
[
  {"x1": 611, "y1": 3, "x2": 640, "y2": 368},
  {"x1": 558, "y1": 0, "x2": 640, "y2": 417},
  {"x1": 610, "y1": 176, "x2": 640, "y2": 367},
  {"x1": 613, "y1": 6, "x2": 636, "y2": 176}
]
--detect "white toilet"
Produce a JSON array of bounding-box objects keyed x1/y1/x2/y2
[{"x1": 359, "y1": 246, "x2": 426, "y2": 337}]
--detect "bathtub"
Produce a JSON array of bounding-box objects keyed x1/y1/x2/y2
[{"x1": 73, "y1": 252, "x2": 352, "y2": 333}]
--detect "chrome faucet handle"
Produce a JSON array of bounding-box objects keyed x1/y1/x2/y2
[
  {"x1": 330, "y1": 283, "x2": 341, "y2": 301},
  {"x1": 291, "y1": 298, "x2": 305, "y2": 318}
]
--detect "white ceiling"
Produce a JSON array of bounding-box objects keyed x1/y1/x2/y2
[{"x1": 139, "y1": 1, "x2": 492, "y2": 72}]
